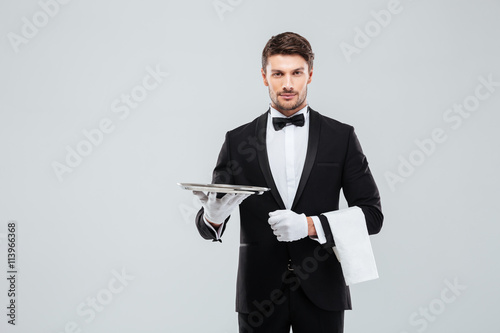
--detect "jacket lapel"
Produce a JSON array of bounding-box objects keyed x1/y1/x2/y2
[
  {"x1": 292, "y1": 107, "x2": 321, "y2": 210},
  {"x1": 256, "y1": 110, "x2": 286, "y2": 209}
]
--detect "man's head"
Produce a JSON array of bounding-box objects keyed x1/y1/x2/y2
[{"x1": 261, "y1": 32, "x2": 315, "y2": 116}]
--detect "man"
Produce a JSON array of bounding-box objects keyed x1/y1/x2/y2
[{"x1": 193, "y1": 32, "x2": 383, "y2": 333}]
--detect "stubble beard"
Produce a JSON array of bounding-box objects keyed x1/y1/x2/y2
[{"x1": 269, "y1": 87, "x2": 308, "y2": 113}]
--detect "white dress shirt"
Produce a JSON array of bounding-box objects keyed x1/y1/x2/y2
[{"x1": 266, "y1": 105, "x2": 326, "y2": 243}]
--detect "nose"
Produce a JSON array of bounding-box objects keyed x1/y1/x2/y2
[{"x1": 282, "y1": 75, "x2": 293, "y2": 90}]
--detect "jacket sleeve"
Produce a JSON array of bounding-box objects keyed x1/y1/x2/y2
[
  {"x1": 194, "y1": 132, "x2": 234, "y2": 242},
  {"x1": 319, "y1": 127, "x2": 384, "y2": 247}
]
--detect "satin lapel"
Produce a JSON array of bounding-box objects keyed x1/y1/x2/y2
[
  {"x1": 292, "y1": 107, "x2": 321, "y2": 210},
  {"x1": 256, "y1": 110, "x2": 286, "y2": 209}
]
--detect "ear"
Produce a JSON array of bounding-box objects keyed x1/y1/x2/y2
[
  {"x1": 307, "y1": 67, "x2": 313, "y2": 84},
  {"x1": 261, "y1": 68, "x2": 269, "y2": 87}
]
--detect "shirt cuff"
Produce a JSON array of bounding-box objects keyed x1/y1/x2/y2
[
  {"x1": 309, "y1": 216, "x2": 327, "y2": 244},
  {"x1": 203, "y1": 215, "x2": 224, "y2": 241}
]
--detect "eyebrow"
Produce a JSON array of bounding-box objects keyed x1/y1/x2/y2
[{"x1": 271, "y1": 67, "x2": 305, "y2": 73}]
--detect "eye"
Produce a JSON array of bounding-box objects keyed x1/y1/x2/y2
[
  {"x1": 272, "y1": 73, "x2": 282, "y2": 77},
  {"x1": 294, "y1": 71, "x2": 303, "y2": 75}
]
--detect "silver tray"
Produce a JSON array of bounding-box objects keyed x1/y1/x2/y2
[{"x1": 177, "y1": 183, "x2": 270, "y2": 195}]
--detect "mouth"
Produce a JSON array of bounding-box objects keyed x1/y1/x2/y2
[{"x1": 279, "y1": 93, "x2": 296, "y2": 100}]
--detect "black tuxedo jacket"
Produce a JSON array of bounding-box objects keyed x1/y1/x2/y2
[{"x1": 195, "y1": 107, "x2": 383, "y2": 313}]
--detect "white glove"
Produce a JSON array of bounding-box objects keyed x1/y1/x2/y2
[
  {"x1": 193, "y1": 191, "x2": 251, "y2": 224},
  {"x1": 268, "y1": 209, "x2": 308, "y2": 242}
]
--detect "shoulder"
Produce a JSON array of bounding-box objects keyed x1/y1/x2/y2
[
  {"x1": 310, "y1": 107, "x2": 354, "y2": 136},
  {"x1": 226, "y1": 110, "x2": 267, "y2": 139}
]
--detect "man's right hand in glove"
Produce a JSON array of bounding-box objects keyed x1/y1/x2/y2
[{"x1": 193, "y1": 191, "x2": 251, "y2": 227}]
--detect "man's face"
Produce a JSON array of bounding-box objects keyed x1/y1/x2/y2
[{"x1": 261, "y1": 54, "x2": 313, "y2": 117}]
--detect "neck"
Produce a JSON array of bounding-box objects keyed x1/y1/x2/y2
[{"x1": 271, "y1": 102, "x2": 307, "y2": 117}]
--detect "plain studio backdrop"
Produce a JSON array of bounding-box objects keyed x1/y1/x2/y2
[{"x1": 1, "y1": 0, "x2": 499, "y2": 332}]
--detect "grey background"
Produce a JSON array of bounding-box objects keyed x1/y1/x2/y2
[{"x1": 1, "y1": 0, "x2": 499, "y2": 332}]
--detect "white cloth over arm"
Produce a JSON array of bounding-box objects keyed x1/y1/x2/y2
[{"x1": 323, "y1": 206, "x2": 378, "y2": 286}]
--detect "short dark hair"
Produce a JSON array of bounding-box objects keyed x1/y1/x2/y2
[{"x1": 261, "y1": 32, "x2": 315, "y2": 73}]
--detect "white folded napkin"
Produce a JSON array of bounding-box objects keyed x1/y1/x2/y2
[{"x1": 323, "y1": 206, "x2": 379, "y2": 285}]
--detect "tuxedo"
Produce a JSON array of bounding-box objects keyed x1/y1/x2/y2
[{"x1": 195, "y1": 107, "x2": 383, "y2": 314}]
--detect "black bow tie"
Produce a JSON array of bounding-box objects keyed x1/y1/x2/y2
[{"x1": 272, "y1": 113, "x2": 305, "y2": 131}]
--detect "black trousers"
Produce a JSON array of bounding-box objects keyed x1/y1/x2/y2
[{"x1": 238, "y1": 271, "x2": 344, "y2": 333}]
